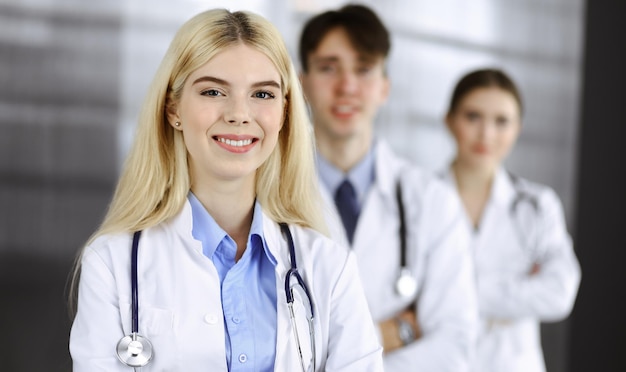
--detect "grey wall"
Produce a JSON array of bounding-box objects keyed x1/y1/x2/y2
[
  {"x1": 0, "y1": 1, "x2": 585, "y2": 371},
  {"x1": 0, "y1": 2, "x2": 121, "y2": 371}
]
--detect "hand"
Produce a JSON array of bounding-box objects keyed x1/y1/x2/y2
[{"x1": 379, "y1": 307, "x2": 422, "y2": 353}]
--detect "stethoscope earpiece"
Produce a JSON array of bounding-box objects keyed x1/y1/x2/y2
[
  {"x1": 116, "y1": 333, "x2": 153, "y2": 367},
  {"x1": 395, "y1": 267, "x2": 418, "y2": 298}
]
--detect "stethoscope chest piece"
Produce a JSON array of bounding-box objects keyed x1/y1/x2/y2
[
  {"x1": 116, "y1": 333, "x2": 153, "y2": 367},
  {"x1": 395, "y1": 268, "x2": 417, "y2": 298}
]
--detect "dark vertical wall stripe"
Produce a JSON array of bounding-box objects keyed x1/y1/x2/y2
[{"x1": 570, "y1": 1, "x2": 626, "y2": 371}]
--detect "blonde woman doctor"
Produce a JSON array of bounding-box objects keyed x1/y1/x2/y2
[
  {"x1": 69, "y1": 9, "x2": 383, "y2": 372},
  {"x1": 442, "y1": 68, "x2": 581, "y2": 372}
]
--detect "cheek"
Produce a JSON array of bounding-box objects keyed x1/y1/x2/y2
[
  {"x1": 500, "y1": 133, "x2": 519, "y2": 153},
  {"x1": 259, "y1": 107, "x2": 285, "y2": 136},
  {"x1": 310, "y1": 81, "x2": 331, "y2": 100},
  {"x1": 451, "y1": 122, "x2": 476, "y2": 145}
]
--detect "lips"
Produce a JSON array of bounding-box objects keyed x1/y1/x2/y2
[
  {"x1": 472, "y1": 144, "x2": 488, "y2": 154},
  {"x1": 332, "y1": 104, "x2": 357, "y2": 119}
]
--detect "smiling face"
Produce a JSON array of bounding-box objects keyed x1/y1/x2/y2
[
  {"x1": 300, "y1": 27, "x2": 389, "y2": 146},
  {"x1": 446, "y1": 87, "x2": 521, "y2": 172},
  {"x1": 168, "y1": 43, "x2": 284, "y2": 191}
]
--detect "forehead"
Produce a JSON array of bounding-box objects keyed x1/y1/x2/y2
[
  {"x1": 309, "y1": 28, "x2": 383, "y2": 64},
  {"x1": 460, "y1": 87, "x2": 520, "y2": 112},
  {"x1": 188, "y1": 43, "x2": 281, "y2": 86}
]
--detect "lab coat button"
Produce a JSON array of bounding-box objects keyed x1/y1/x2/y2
[
  {"x1": 232, "y1": 317, "x2": 240, "y2": 324},
  {"x1": 238, "y1": 353, "x2": 248, "y2": 363},
  {"x1": 204, "y1": 313, "x2": 218, "y2": 324}
]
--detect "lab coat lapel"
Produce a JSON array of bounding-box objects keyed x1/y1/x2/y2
[
  {"x1": 491, "y1": 167, "x2": 517, "y2": 209},
  {"x1": 264, "y1": 216, "x2": 301, "y2": 371},
  {"x1": 373, "y1": 141, "x2": 401, "y2": 202},
  {"x1": 351, "y1": 141, "x2": 403, "y2": 249}
]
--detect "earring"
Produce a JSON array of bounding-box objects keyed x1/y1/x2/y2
[{"x1": 175, "y1": 121, "x2": 181, "y2": 127}]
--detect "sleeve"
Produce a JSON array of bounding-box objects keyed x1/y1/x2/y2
[
  {"x1": 477, "y1": 188, "x2": 582, "y2": 321},
  {"x1": 69, "y1": 246, "x2": 128, "y2": 372},
  {"x1": 325, "y1": 251, "x2": 385, "y2": 372},
  {"x1": 384, "y1": 185, "x2": 478, "y2": 372}
]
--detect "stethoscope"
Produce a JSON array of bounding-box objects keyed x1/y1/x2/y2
[
  {"x1": 116, "y1": 231, "x2": 152, "y2": 370},
  {"x1": 394, "y1": 179, "x2": 418, "y2": 298},
  {"x1": 509, "y1": 172, "x2": 539, "y2": 215},
  {"x1": 508, "y1": 172, "x2": 541, "y2": 256},
  {"x1": 116, "y1": 224, "x2": 316, "y2": 371}
]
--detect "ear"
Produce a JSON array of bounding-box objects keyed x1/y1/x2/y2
[
  {"x1": 380, "y1": 76, "x2": 391, "y2": 104},
  {"x1": 165, "y1": 98, "x2": 182, "y2": 130},
  {"x1": 299, "y1": 72, "x2": 308, "y2": 94},
  {"x1": 444, "y1": 112, "x2": 454, "y2": 131}
]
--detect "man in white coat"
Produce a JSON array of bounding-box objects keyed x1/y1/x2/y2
[{"x1": 299, "y1": 4, "x2": 478, "y2": 371}]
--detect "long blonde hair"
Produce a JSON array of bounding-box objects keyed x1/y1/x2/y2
[{"x1": 70, "y1": 8, "x2": 326, "y2": 314}]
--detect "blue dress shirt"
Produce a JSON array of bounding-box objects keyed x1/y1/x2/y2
[
  {"x1": 316, "y1": 142, "x2": 377, "y2": 210},
  {"x1": 188, "y1": 192, "x2": 277, "y2": 371}
]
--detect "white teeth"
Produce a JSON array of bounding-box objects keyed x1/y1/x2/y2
[{"x1": 218, "y1": 137, "x2": 253, "y2": 147}]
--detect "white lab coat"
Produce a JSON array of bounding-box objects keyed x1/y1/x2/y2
[
  {"x1": 440, "y1": 167, "x2": 581, "y2": 372},
  {"x1": 70, "y1": 200, "x2": 384, "y2": 371},
  {"x1": 319, "y1": 141, "x2": 478, "y2": 372}
]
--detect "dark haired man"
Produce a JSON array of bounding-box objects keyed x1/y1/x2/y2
[{"x1": 299, "y1": 4, "x2": 478, "y2": 371}]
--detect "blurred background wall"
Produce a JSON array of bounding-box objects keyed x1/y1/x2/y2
[{"x1": 1, "y1": 0, "x2": 622, "y2": 371}]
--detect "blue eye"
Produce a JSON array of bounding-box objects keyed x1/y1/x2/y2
[
  {"x1": 254, "y1": 91, "x2": 275, "y2": 99},
  {"x1": 201, "y1": 89, "x2": 221, "y2": 97}
]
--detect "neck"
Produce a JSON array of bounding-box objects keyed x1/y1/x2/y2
[
  {"x1": 452, "y1": 159, "x2": 496, "y2": 193},
  {"x1": 191, "y1": 177, "x2": 256, "y2": 260},
  {"x1": 451, "y1": 159, "x2": 496, "y2": 228},
  {"x1": 315, "y1": 130, "x2": 372, "y2": 173}
]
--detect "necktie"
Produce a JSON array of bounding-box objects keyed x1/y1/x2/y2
[{"x1": 334, "y1": 179, "x2": 360, "y2": 244}]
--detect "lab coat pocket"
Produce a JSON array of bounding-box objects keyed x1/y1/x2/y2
[
  {"x1": 120, "y1": 302, "x2": 175, "y2": 338},
  {"x1": 118, "y1": 303, "x2": 177, "y2": 370}
]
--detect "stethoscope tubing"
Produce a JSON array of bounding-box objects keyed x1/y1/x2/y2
[
  {"x1": 395, "y1": 179, "x2": 418, "y2": 298},
  {"x1": 116, "y1": 230, "x2": 153, "y2": 368},
  {"x1": 280, "y1": 222, "x2": 316, "y2": 372},
  {"x1": 131, "y1": 231, "x2": 141, "y2": 334},
  {"x1": 280, "y1": 223, "x2": 315, "y2": 317}
]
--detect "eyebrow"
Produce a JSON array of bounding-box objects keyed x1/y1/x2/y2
[
  {"x1": 192, "y1": 76, "x2": 281, "y2": 89},
  {"x1": 310, "y1": 56, "x2": 339, "y2": 65},
  {"x1": 310, "y1": 55, "x2": 380, "y2": 66}
]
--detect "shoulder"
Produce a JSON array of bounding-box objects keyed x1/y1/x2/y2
[
  {"x1": 378, "y1": 142, "x2": 458, "y2": 201},
  {"x1": 290, "y1": 224, "x2": 351, "y2": 259},
  {"x1": 84, "y1": 232, "x2": 132, "y2": 263},
  {"x1": 402, "y1": 165, "x2": 462, "y2": 212},
  {"x1": 262, "y1": 214, "x2": 350, "y2": 263},
  {"x1": 509, "y1": 173, "x2": 564, "y2": 210},
  {"x1": 83, "y1": 219, "x2": 177, "y2": 267}
]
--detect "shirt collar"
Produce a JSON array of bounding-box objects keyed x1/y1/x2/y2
[
  {"x1": 316, "y1": 142, "x2": 376, "y2": 203},
  {"x1": 491, "y1": 167, "x2": 517, "y2": 207},
  {"x1": 187, "y1": 192, "x2": 276, "y2": 266}
]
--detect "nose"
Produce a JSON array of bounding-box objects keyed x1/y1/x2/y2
[
  {"x1": 224, "y1": 96, "x2": 250, "y2": 125},
  {"x1": 478, "y1": 121, "x2": 495, "y2": 141},
  {"x1": 336, "y1": 70, "x2": 358, "y2": 95}
]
